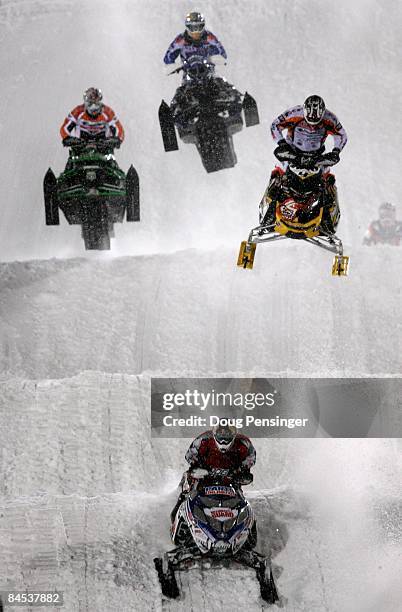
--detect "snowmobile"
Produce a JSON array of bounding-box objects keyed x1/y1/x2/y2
[
  {"x1": 159, "y1": 55, "x2": 259, "y2": 173},
  {"x1": 237, "y1": 152, "x2": 349, "y2": 276},
  {"x1": 43, "y1": 137, "x2": 139, "y2": 250},
  {"x1": 154, "y1": 469, "x2": 279, "y2": 604}
]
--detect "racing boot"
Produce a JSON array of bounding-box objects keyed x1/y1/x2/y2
[
  {"x1": 321, "y1": 173, "x2": 340, "y2": 235},
  {"x1": 259, "y1": 168, "x2": 283, "y2": 227}
]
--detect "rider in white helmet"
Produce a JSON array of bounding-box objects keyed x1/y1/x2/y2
[{"x1": 261, "y1": 95, "x2": 347, "y2": 234}]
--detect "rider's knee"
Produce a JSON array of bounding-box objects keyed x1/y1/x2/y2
[{"x1": 324, "y1": 172, "x2": 336, "y2": 187}]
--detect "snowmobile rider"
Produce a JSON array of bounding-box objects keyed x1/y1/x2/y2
[
  {"x1": 171, "y1": 424, "x2": 256, "y2": 522},
  {"x1": 60, "y1": 87, "x2": 125, "y2": 145},
  {"x1": 163, "y1": 11, "x2": 227, "y2": 66},
  {"x1": 261, "y1": 95, "x2": 347, "y2": 233},
  {"x1": 163, "y1": 12, "x2": 240, "y2": 129},
  {"x1": 363, "y1": 202, "x2": 402, "y2": 246}
]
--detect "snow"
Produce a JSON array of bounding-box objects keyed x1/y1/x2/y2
[
  {"x1": 0, "y1": 250, "x2": 400, "y2": 379},
  {"x1": 0, "y1": 1, "x2": 401, "y2": 611}
]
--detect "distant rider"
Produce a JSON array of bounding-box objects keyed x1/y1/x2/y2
[
  {"x1": 171, "y1": 424, "x2": 256, "y2": 522},
  {"x1": 60, "y1": 87, "x2": 125, "y2": 145},
  {"x1": 261, "y1": 95, "x2": 347, "y2": 233},
  {"x1": 363, "y1": 202, "x2": 402, "y2": 245},
  {"x1": 163, "y1": 12, "x2": 239, "y2": 127}
]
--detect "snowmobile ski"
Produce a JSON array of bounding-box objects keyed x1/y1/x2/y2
[
  {"x1": 126, "y1": 165, "x2": 140, "y2": 221},
  {"x1": 159, "y1": 100, "x2": 179, "y2": 152},
  {"x1": 243, "y1": 92, "x2": 260, "y2": 127},
  {"x1": 154, "y1": 557, "x2": 180, "y2": 599},
  {"x1": 256, "y1": 561, "x2": 280, "y2": 604},
  {"x1": 332, "y1": 254, "x2": 349, "y2": 276},
  {"x1": 43, "y1": 168, "x2": 60, "y2": 225},
  {"x1": 237, "y1": 240, "x2": 256, "y2": 269}
]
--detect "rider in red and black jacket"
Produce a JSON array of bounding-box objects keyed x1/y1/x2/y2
[{"x1": 171, "y1": 425, "x2": 256, "y2": 521}]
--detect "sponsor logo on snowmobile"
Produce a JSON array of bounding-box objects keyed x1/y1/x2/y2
[
  {"x1": 288, "y1": 164, "x2": 321, "y2": 179},
  {"x1": 204, "y1": 486, "x2": 236, "y2": 497},
  {"x1": 210, "y1": 508, "x2": 235, "y2": 519},
  {"x1": 279, "y1": 199, "x2": 301, "y2": 221}
]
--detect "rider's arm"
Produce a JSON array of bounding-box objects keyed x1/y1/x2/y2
[
  {"x1": 185, "y1": 433, "x2": 207, "y2": 468},
  {"x1": 60, "y1": 106, "x2": 80, "y2": 140},
  {"x1": 240, "y1": 437, "x2": 257, "y2": 470},
  {"x1": 205, "y1": 32, "x2": 227, "y2": 59},
  {"x1": 271, "y1": 106, "x2": 303, "y2": 144},
  {"x1": 163, "y1": 34, "x2": 185, "y2": 64},
  {"x1": 323, "y1": 110, "x2": 347, "y2": 151},
  {"x1": 227, "y1": 436, "x2": 257, "y2": 483},
  {"x1": 104, "y1": 105, "x2": 125, "y2": 142}
]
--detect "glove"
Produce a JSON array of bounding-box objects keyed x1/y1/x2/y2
[
  {"x1": 191, "y1": 467, "x2": 209, "y2": 479},
  {"x1": 322, "y1": 148, "x2": 340, "y2": 166},
  {"x1": 107, "y1": 137, "x2": 121, "y2": 149},
  {"x1": 231, "y1": 468, "x2": 253, "y2": 485},
  {"x1": 62, "y1": 136, "x2": 81, "y2": 147},
  {"x1": 274, "y1": 140, "x2": 297, "y2": 162},
  {"x1": 208, "y1": 54, "x2": 227, "y2": 66}
]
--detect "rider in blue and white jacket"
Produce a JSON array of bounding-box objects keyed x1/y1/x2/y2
[
  {"x1": 164, "y1": 13, "x2": 227, "y2": 67},
  {"x1": 164, "y1": 12, "x2": 238, "y2": 127}
]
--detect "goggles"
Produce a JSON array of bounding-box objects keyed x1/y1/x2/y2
[
  {"x1": 86, "y1": 102, "x2": 102, "y2": 115},
  {"x1": 186, "y1": 23, "x2": 205, "y2": 32},
  {"x1": 215, "y1": 433, "x2": 234, "y2": 445}
]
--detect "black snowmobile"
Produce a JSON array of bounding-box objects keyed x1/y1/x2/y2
[
  {"x1": 43, "y1": 137, "x2": 139, "y2": 250},
  {"x1": 154, "y1": 469, "x2": 279, "y2": 604},
  {"x1": 159, "y1": 55, "x2": 259, "y2": 173}
]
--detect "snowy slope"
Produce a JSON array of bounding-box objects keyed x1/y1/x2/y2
[
  {"x1": 0, "y1": 1, "x2": 401, "y2": 611},
  {"x1": 0, "y1": 249, "x2": 401, "y2": 379}
]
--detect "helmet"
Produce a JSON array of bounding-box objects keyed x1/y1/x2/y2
[
  {"x1": 83, "y1": 87, "x2": 103, "y2": 116},
  {"x1": 212, "y1": 424, "x2": 237, "y2": 452},
  {"x1": 303, "y1": 95, "x2": 326, "y2": 125},
  {"x1": 379, "y1": 202, "x2": 396, "y2": 218},
  {"x1": 379, "y1": 202, "x2": 396, "y2": 227},
  {"x1": 185, "y1": 11, "x2": 205, "y2": 36}
]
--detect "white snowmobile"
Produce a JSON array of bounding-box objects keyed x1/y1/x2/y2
[{"x1": 154, "y1": 469, "x2": 279, "y2": 604}]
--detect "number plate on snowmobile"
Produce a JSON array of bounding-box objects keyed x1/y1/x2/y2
[
  {"x1": 204, "y1": 486, "x2": 236, "y2": 497},
  {"x1": 332, "y1": 255, "x2": 349, "y2": 276},
  {"x1": 237, "y1": 241, "x2": 256, "y2": 269}
]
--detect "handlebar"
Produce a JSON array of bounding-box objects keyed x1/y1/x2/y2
[
  {"x1": 276, "y1": 149, "x2": 338, "y2": 169},
  {"x1": 63, "y1": 137, "x2": 121, "y2": 150},
  {"x1": 190, "y1": 467, "x2": 253, "y2": 487},
  {"x1": 168, "y1": 55, "x2": 215, "y2": 76}
]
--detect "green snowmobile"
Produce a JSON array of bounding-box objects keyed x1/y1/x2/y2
[{"x1": 44, "y1": 137, "x2": 139, "y2": 250}]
